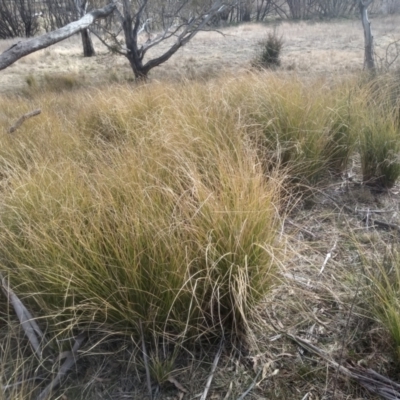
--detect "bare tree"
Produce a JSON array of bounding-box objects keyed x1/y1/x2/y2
[
  {"x1": 93, "y1": 0, "x2": 236, "y2": 79},
  {"x1": 75, "y1": 0, "x2": 97, "y2": 56},
  {"x1": 255, "y1": 0, "x2": 278, "y2": 21},
  {"x1": 314, "y1": 0, "x2": 356, "y2": 18},
  {"x1": 285, "y1": 0, "x2": 317, "y2": 19},
  {"x1": 359, "y1": 0, "x2": 375, "y2": 70},
  {"x1": 0, "y1": 3, "x2": 116, "y2": 71},
  {"x1": 43, "y1": 0, "x2": 98, "y2": 57},
  {"x1": 385, "y1": 0, "x2": 400, "y2": 14},
  {"x1": 0, "y1": 0, "x2": 40, "y2": 39}
]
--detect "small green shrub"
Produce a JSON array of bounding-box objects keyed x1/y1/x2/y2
[
  {"x1": 253, "y1": 31, "x2": 283, "y2": 70},
  {"x1": 25, "y1": 74, "x2": 37, "y2": 88}
]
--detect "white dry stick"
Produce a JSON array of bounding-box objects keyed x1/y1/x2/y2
[
  {"x1": 319, "y1": 240, "x2": 337, "y2": 275},
  {"x1": 200, "y1": 339, "x2": 224, "y2": 400},
  {"x1": 8, "y1": 109, "x2": 41, "y2": 133},
  {"x1": 357, "y1": 208, "x2": 394, "y2": 213},
  {"x1": 222, "y1": 381, "x2": 233, "y2": 400},
  {"x1": 237, "y1": 369, "x2": 262, "y2": 400},
  {"x1": 0, "y1": 273, "x2": 44, "y2": 358},
  {"x1": 366, "y1": 207, "x2": 370, "y2": 230}
]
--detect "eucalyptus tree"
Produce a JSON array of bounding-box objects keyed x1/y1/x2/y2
[
  {"x1": 43, "y1": 0, "x2": 100, "y2": 56},
  {"x1": 0, "y1": 3, "x2": 116, "y2": 71},
  {"x1": 359, "y1": 0, "x2": 375, "y2": 70},
  {"x1": 93, "y1": 0, "x2": 236, "y2": 79}
]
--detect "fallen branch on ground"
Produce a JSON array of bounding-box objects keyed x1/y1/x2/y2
[
  {"x1": 8, "y1": 109, "x2": 41, "y2": 133},
  {"x1": 287, "y1": 333, "x2": 400, "y2": 400},
  {"x1": 200, "y1": 339, "x2": 224, "y2": 400},
  {"x1": 0, "y1": 3, "x2": 116, "y2": 70},
  {"x1": 0, "y1": 272, "x2": 45, "y2": 358},
  {"x1": 37, "y1": 332, "x2": 87, "y2": 400}
]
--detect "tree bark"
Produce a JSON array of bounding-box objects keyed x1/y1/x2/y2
[
  {"x1": 81, "y1": 28, "x2": 95, "y2": 57},
  {"x1": 359, "y1": 0, "x2": 375, "y2": 71},
  {"x1": 0, "y1": 3, "x2": 115, "y2": 71}
]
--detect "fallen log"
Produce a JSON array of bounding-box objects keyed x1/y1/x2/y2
[{"x1": 0, "y1": 3, "x2": 116, "y2": 71}]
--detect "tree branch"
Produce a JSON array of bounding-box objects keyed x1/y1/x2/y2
[
  {"x1": 89, "y1": 27, "x2": 127, "y2": 55},
  {"x1": 0, "y1": 3, "x2": 116, "y2": 71},
  {"x1": 142, "y1": 2, "x2": 231, "y2": 74}
]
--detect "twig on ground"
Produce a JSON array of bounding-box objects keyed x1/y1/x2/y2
[
  {"x1": 237, "y1": 369, "x2": 262, "y2": 400},
  {"x1": 200, "y1": 338, "x2": 224, "y2": 400},
  {"x1": 285, "y1": 219, "x2": 316, "y2": 240},
  {"x1": 222, "y1": 381, "x2": 233, "y2": 400},
  {"x1": 366, "y1": 208, "x2": 371, "y2": 230},
  {"x1": 286, "y1": 332, "x2": 400, "y2": 400},
  {"x1": 283, "y1": 272, "x2": 317, "y2": 290},
  {"x1": 140, "y1": 320, "x2": 153, "y2": 400},
  {"x1": 8, "y1": 109, "x2": 41, "y2": 133},
  {"x1": 3, "y1": 377, "x2": 46, "y2": 390},
  {"x1": 37, "y1": 332, "x2": 87, "y2": 400},
  {"x1": 0, "y1": 272, "x2": 45, "y2": 359},
  {"x1": 167, "y1": 377, "x2": 188, "y2": 394},
  {"x1": 332, "y1": 273, "x2": 361, "y2": 398},
  {"x1": 356, "y1": 208, "x2": 395, "y2": 213},
  {"x1": 368, "y1": 218, "x2": 400, "y2": 233},
  {"x1": 322, "y1": 192, "x2": 400, "y2": 234},
  {"x1": 319, "y1": 240, "x2": 337, "y2": 275}
]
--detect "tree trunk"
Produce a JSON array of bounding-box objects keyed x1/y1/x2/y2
[
  {"x1": 81, "y1": 28, "x2": 95, "y2": 57},
  {"x1": 0, "y1": 3, "x2": 115, "y2": 71},
  {"x1": 126, "y1": 52, "x2": 146, "y2": 80},
  {"x1": 359, "y1": 0, "x2": 375, "y2": 71}
]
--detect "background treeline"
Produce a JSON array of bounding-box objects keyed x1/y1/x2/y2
[{"x1": 0, "y1": 0, "x2": 398, "y2": 40}]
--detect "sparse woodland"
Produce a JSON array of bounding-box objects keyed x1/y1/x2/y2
[{"x1": 1, "y1": 1, "x2": 400, "y2": 400}]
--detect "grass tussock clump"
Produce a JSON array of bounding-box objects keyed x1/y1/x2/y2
[
  {"x1": 244, "y1": 74, "x2": 356, "y2": 183},
  {"x1": 0, "y1": 81, "x2": 281, "y2": 342},
  {"x1": 252, "y1": 31, "x2": 284, "y2": 70},
  {"x1": 24, "y1": 72, "x2": 85, "y2": 96},
  {"x1": 356, "y1": 73, "x2": 400, "y2": 189},
  {"x1": 360, "y1": 241, "x2": 400, "y2": 359},
  {"x1": 4, "y1": 71, "x2": 400, "y2": 398},
  {"x1": 359, "y1": 115, "x2": 400, "y2": 189}
]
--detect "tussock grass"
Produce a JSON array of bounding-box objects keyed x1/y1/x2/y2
[
  {"x1": 356, "y1": 73, "x2": 400, "y2": 189},
  {"x1": 0, "y1": 79, "x2": 282, "y2": 342},
  {"x1": 360, "y1": 241, "x2": 400, "y2": 359},
  {"x1": 252, "y1": 31, "x2": 284, "y2": 70},
  {"x1": 359, "y1": 115, "x2": 400, "y2": 188},
  {"x1": 3, "y1": 72, "x2": 400, "y2": 398},
  {"x1": 244, "y1": 74, "x2": 356, "y2": 183},
  {"x1": 22, "y1": 72, "x2": 86, "y2": 97}
]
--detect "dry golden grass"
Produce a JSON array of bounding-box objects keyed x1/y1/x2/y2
[{"x1": 1, "y1": 16, "x2": 400, "y2": 399}]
